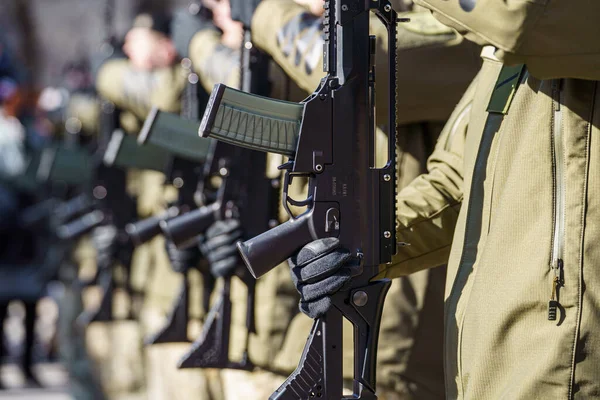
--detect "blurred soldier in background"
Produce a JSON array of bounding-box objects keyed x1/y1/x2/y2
[{"x1": 0, "y1": 32, "x2": 44, "y2": 390}]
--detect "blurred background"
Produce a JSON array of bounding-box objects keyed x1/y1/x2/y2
[
  {"x1": 0, "y1": 2, "x2": 188, "y2": 398},
  {"x1": 0, "y1": 0, "x2": 190, "y2": 87}
]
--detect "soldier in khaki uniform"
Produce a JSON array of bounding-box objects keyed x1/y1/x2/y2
[
  {"x1": 238, "y1": 1, "x2": 480, "y2": 399},
  {"x1": 94, "y1": 9, "x2": 223, "y2": 400},
  {"x1": 287, "y1": 0, "x2": 600, "y2": 398}
]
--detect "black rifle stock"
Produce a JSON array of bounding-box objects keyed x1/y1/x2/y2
[
  {"x1": 144, "y1": 273, "x2": 191, "y2": 344},
  {"x1": 200, "y1": 1, "x2": 399, "y2": 398}
]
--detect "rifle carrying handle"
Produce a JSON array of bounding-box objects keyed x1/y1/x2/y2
[
  {"x1": 238, "y1": 212, "x2": 315, "y2": 279},
  {"x1": 200, "y1": 84, "x2": 303, "y2": 157}
]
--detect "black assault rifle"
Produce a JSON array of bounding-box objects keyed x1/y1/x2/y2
[
  {"x1": 75, "y1": 101, "x2": 138, "y2": 326},
  {"x1": 199, "y1": 1, "x2": 399, "y2": 398},
  {"x1": 165, "y1": 0, "x2": 278, "y2": 371}
]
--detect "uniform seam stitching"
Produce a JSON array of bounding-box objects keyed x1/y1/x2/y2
[{"x1": 569, "y1": 81, "x2": 596, "y2": 399}]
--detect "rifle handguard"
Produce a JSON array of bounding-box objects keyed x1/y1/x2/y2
[
  {"x1": 199, "y1": 84, "x2": 303, "y2": 157},
  {"x1": 160, "y1": 203, "x2": 220, "y2": 249},
  {"x1": 139, "y1": 107, "x2": 212, "y2": 163},
  {"x1": 126, "y1": 206, "x2": 180, "y2": 247},
  {"x1": 238, "y1": 213, "x2": 316, "y2": 279}
]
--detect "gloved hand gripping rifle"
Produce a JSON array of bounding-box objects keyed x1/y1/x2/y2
[{"x1": 199, "y1": 1, "x2": 400, "y2": 398}]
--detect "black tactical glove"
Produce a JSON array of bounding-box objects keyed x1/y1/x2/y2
[
  {"x1": 165, "y1": 238, "x2": 202, "y2": 273},
  {"x1": 91, "y1": 225, "x2": 118, "y2": 270},
  {"x1": 200, "y1": 219, "x2": 244, "y2": 278},
  {"x1": 288, "y1": 238, "x2": 362, "y2": 319}
]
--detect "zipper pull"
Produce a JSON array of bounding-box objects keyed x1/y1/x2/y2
[
  {"x1": 548, "y1": 278, "x2": 559, "y2": 321},
  {"x1": 548, "y1": 259, "x2": 562, "y2": 321}
]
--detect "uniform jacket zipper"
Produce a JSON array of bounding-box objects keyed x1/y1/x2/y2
[{"x1": 549, "y1": 79, "x2": 564, "y2": 321}]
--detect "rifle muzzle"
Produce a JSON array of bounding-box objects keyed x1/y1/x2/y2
[
  {"x1": 238, "y1": 212, "x2": 315, "y2": 279},
  {"x1": 160, "y1": 202, "x2": 220, "y2": 249}
]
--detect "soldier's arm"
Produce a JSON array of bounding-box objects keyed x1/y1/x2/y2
[
  {"x1": 251, "y1": 0, "x2": 324, "y2": 93},
  {"x1": 251, "y1": 1, "x2": 480, "y2": 125},
  {"x1": 96, "y1": 59, "x2": 186, "y2": 121},
  {"x1": 377, "y1": 72, "x2": 479, "y2": 279},
  {"x1": 170, "y1": 6, "x2": 241, "y2": 93},
  {"x1": 189, "y1": 30, "x2": 241, "y2": 93}
]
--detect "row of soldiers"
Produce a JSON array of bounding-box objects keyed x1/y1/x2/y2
[
  {"x1": 84, "y1": 0, "x2": 480, "y2": 398},
  {"x1": 7, "y1": 0, "x2": 598, "y2": 398},
  {"x1": 1, "y1": 0, "x2": 478, "y2": 398},
  {"x1": 6, "y1": 0, "x2": 477, "y2": 398}
]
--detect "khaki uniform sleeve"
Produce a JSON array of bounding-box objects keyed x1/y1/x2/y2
[
  {"x1": 66, "y1": 94, "x2": 100, "y2": 137},
  {"x1": 377, "y1": 71, "x2": 480, "y2": 279},
  {"x1": 252, "y1": 3, "x2": 480, "y2": 125},
  {"x1": 252, "y1": 0, "x2": 325, "y2": 93},
  {"x1": 189, "y1": 30, "x2": 241, "y2": 93},
  {"x1": 96, "y1": 58, "x2": 187, "y2": 120},
  {"x1": 119, "y1": 111, "x2": 141, "y2": 135}
]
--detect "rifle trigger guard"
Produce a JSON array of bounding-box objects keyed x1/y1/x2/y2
[{"x1": 281, "y1": 170, "x2": 313, "y2": 221}]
